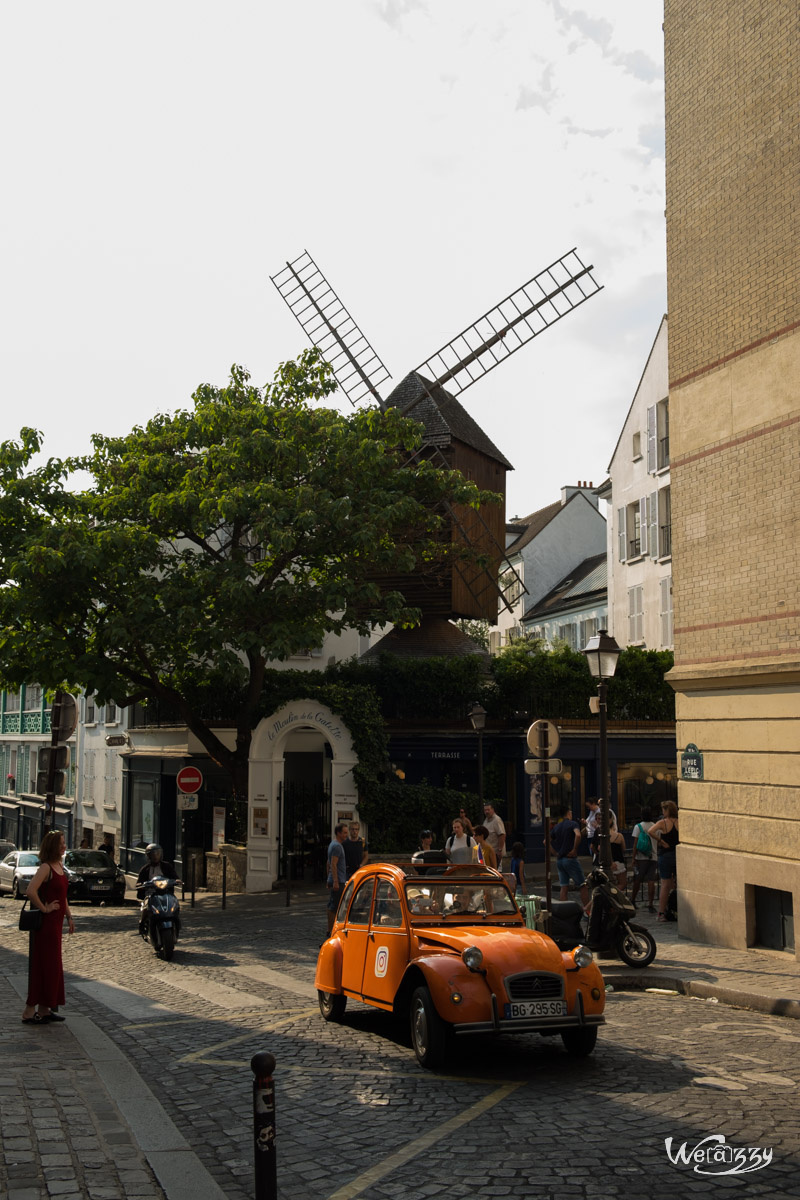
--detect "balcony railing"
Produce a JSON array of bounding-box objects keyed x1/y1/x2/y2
[{"x1": 629, "y1": 537, "x2": 642, "y2": 558}]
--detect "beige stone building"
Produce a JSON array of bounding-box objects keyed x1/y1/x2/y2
[{"x1": 664, "y1": 2, "x2": 800, "y2": 956}]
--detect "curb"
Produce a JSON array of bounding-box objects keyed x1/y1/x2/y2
[{"x1": 602, "y1": 970, "x2": 800, "y2": 1020}]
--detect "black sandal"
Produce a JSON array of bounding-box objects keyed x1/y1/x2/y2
[{"x1": 22, "y1": 1014, "x2": 43, "y2": 1024}]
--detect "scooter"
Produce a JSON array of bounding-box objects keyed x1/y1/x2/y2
[
  {"x1": 544, "y1": 866, "x2": 657, "y2": 967},
  {"x1": 138, "y1": 877, "x2": 182, "y2": 960}
]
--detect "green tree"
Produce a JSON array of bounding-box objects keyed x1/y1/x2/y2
[{"x1": 0, "y1": 350, "x2": 498, "y2": 802}]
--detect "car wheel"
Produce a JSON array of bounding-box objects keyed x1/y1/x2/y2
[
  {"x1": 318, "y1": 990, "x2": 347, "y2": 1022},
  {"x1": 560, "y1": 1026, "x2": 598, "y2": 1057},
  {"x1": 615, "y1": 922, "x2": 657, "y2": 968},
  {"x1": 410, "y1": 986, "x2": 448, "y2": 1069},
  {"x1": 12, "y1": 878, "x2": 22, "y2": 899},
  {"x1": 160, "y1": 928, "x2": 175, "y2": 961}
]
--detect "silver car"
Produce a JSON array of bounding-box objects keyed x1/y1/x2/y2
[{"x1": 0, "y1": 850, "x2": 41, "y2": 898}]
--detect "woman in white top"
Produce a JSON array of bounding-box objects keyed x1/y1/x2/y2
[{"x1": 445, "y1": 818, "x2": 475, "y2": 864}]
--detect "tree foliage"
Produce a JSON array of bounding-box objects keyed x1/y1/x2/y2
[{"x1": 0, "y1": 350, "x2": 498, "y2": 799}]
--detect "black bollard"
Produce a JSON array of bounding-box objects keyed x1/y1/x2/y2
[
  {"x1": 221, "y1": 853, "x2": 227, "y2": 910},
  {"x1": 251, "y1": 1052, "x2": 277, "y2": 1200},
  {"x1": 285, "y1": 851, "x2": 292, "y2": 909},
  {"x1": 191, "y1": 855, "x2": 196, "y2": 909}
]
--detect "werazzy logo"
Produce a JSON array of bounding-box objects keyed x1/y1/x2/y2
[{"x1": 665, "y1": 1135, "x2": 773, "y2": 1176}]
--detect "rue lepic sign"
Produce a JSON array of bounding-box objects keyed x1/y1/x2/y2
[
  {"x1": 681, "y1": 744, "x2": 703, "y2": 781},
  {"x1": 177, "y1": 766, "x2": 203, "y2": 811}
]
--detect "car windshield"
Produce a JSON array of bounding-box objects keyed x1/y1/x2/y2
[
  {"x1": 405, "y1": 881, "x2": 519, "y2": 920},
  {"x1": 64, "y1": 851, "x2": 115, "y2": 869},
  {"x1": 18, "y1": 853, "x2": 40, "y2": 867}
]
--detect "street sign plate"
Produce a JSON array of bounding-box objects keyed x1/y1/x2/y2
[
  {"x1": 524, "y1": 758, "x2": 563, "y2": 775},
  {"x1": 176, "y1": 766, "x2": 203, "y2": 794},
  {"x1": 526, "y1": 719, "x2": 560, "y2": 756},
  {"x1": 177, "y1": 792, "x2": 199, "y2": 811},
  {"x1": 51, "y1": 694, "x2": 78, "y2": 743}
]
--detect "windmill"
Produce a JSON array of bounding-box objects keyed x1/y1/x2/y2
[{"x1": 271, "y1": 249, "x2": 602, "y2": 639}]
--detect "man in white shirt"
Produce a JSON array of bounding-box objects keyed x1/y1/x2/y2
[
  {"x1": 482, "y1": 803, "x2": 506, "y2": 867},
  {"x1": 583, "y1": 797, "x2": 601, "y2": 863}
]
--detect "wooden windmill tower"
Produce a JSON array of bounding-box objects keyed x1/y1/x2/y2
[{"x1": 271, "y1": 249, "x2": 602, "y2": 641}]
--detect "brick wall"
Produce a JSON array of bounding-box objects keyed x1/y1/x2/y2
[{"x1": 665, "y1": 1, "x2": 800, "y2": 386}]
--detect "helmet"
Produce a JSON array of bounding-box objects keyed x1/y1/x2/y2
[{"x1": 145, "y1": 843, "x2": 163, "y2": 863}]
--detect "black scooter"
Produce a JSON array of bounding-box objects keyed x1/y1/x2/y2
[
  {"x1": 138, "y1": 878, "x2": 182, "y2": 960},
  {"x1": 544, "y1": 866, "x2": 657, "y2": 967}
]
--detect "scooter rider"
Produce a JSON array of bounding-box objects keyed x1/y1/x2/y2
[
  {"x1": 136, "y1": 843, "x2": 177, "y2": 889},
  {"x1": 136, "y1": 844, "x2": 177, "y2": 932}
]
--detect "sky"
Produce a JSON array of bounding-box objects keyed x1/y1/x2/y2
[{"x1": 0, "y1": 0, "x2": 666, "y2": 521}]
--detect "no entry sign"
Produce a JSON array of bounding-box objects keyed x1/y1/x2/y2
[{"x1": 176, "y1": 766, "x2": 203, "y2": 794}]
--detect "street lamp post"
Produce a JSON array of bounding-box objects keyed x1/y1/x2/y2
[
  {"x1": 469, "y1": 702, "x2": 487, "y2": 802},
  {"x1": 582, "y1": 629, "x2": 621, "y2": 874}
]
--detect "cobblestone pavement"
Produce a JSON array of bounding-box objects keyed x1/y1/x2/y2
[{"x1": 2, "y1": 887, "x2": 799, "y2": 1200}]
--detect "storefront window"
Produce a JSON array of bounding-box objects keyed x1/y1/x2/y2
[
  {"x1": 616, "y1": 762, "x2": 677, "y2": 830},
  {"x1": 129, "y1": 777, "x2": 158, "y2": 849}
]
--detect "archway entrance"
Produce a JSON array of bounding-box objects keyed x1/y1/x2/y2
[{"x1": 247, "y1": 701, "x2": 358, "y2": 892}]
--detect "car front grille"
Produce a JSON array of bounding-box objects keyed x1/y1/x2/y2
[{"x1": 505, "y1": 972, "x2": 564, "y2": 1000}]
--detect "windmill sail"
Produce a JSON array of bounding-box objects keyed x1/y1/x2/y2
[
  {"x1": 413, "y1": 248, "x2": 602, "y2": 399},
  {"x1": 270, "y1": 250, "x2": 392, "y2": 407}
]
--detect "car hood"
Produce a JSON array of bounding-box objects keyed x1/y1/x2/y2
[
  {"x1": 411, "y1": 923, "x2": 568, "y2": 970},
  {"x1": 16, "y1": 866, "x2": 39, "y2": 878}
]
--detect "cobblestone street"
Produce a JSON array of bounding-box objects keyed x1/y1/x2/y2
[{"x1": 2, "y1": 890, "x2": 800, "y2": 1200}]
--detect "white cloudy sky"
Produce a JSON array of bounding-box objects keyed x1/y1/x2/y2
[{"x1": 1, "y1": 0, "x2": 665, "y2": 519}]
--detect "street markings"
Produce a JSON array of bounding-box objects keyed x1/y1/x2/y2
[
  {"x1": 324, "y1": 1083, "x2": 523, "y2": 1200},
  {"x1": 228, "y1": 963, "x2": 317, "y2": 999},
  {"x1": 177, "y1": 1007, "x2": 319, "y2": 1063},
  {"x1": 67, "y1": 979, "x2": 177, "y2": 1020},
  {"x1": 150, "y1": 970, "x2": 267, "y2": 1010}
]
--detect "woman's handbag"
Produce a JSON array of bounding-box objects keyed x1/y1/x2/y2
[{"x1": 19, "y1": 898, "x2": 43, "y2": 932}]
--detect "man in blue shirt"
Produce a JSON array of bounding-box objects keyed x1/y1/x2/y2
[
  {"x1": 550, "y1": 806, "x2": 589, "y2": 905},
  {"x1": 326, "y1": 824, "x2": 348, "y2": 934}
]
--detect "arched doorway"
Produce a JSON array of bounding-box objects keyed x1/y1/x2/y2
[{"x1": 246, "y1": 701, "x2": 358, "y2": 892}]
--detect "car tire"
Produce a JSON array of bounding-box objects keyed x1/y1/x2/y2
[
  {"x1": 12, "y1": 878, "x2": 22, "y2": 899},
  {"x1": 318, "y1": 990, "x2": 347, "y2": 1022},
  {"x1": 616, "y1": 922, "x2": 657, "y2": 968},
  {"x1": 410, "y1": 986, "x2": 448, "y2": 1069},
  {"x1": 560, "y1": 1026, "x2": 598, "y2": 1057}
]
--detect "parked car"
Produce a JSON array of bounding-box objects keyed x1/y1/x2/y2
[
  {"x1": 0, "y1": 850, "x2": 40, "y2": 898},
  {"x1": 315, "y1": 862, "x2": 606, "y2": 1068},
  {"x1": 63, "y1": 850, "x2": 127, "y2": 905},
  {"x1": 0, "y1": 840, "x2": 17, "y2": 860}
]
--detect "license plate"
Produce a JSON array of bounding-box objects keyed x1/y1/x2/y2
[
  {"x1": 504, "y1": 1000, "x2": 566, "y2": 1019},
  {"x1": 90, "y1": 884, "x2": 111, "y2": 891}
]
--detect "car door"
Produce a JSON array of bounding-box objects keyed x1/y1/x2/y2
[
  {"x1": 340, "y1": 877, "x2": 375, "y2": 998},
  {"x1": 0, "y1": 853, "x2": 14, "y2": 892},
  {"x1": 361, "y1": 877, "x2": 410, "y2": 1009}
]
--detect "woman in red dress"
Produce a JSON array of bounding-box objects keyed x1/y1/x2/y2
[{"x1": 22, "y1": 830, "x2": 75, "y2": 1024}]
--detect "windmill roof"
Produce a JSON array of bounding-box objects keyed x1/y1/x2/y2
[
  {"x1": 522, "y1": 552, "x2": 607, "y2": 620},
  {"x1": 385, "y1": 372, "x2": 514, "y2": 471}
]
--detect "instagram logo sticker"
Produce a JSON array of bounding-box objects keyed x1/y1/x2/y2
[{"x1": 375, "y1": 947, "x2": 389, "y2": 978}]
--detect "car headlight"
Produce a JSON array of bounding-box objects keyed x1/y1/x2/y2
[
  {"x1": 462, "y1": 945, "x2": 484, "y2": 972},
  {"x1": 573, "y1": 945, "x2": 594, "y2": 969}
]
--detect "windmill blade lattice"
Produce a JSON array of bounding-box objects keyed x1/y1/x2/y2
[
  {"x1": 414, "y1": 248, "x2": 602, "y2": 398},
  {"x1": 270, "y1": 251, "x2": 392, "y2": 407}
]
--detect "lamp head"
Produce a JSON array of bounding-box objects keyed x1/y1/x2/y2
[{"x1": 582, "y1": 628, "x2": 621, "y2": 681}]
